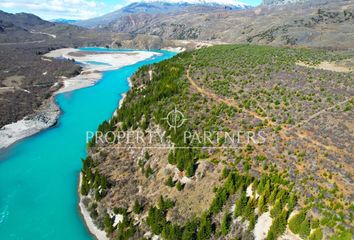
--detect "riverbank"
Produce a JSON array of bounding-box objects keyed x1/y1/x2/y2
[
  {"x1": 78, "y1": 174, "x2": 109, "y2": 240},
  {"x1": 45, "y1": 48, "x2": 160, "y2": 94},
  {"x1": 0, "y1": 98, "x2": 60, "y2": 150},
  {"x1": 78, "y1": 75, "x2": 131, "y2": 240},
  {"x1": 0, "y1": 48, "x2": 160, "y2": 150}
]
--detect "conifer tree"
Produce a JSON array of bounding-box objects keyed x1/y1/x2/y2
[
  {"x1": 270, "y1": 199, "x2": 282, "y2": 218},
  {"x1": 248, "y1": 213, "x2": 257, "y2": 231},
  {"x1": 165, "y1": 176, "x2": 175, "y2": 187},
  {"x1": 258, "y1": 194, "x2": 267, "y2": 215},
  {"x1": 182, "y1": 219, "x2": 198, "y2": 240},
  {"x1": 133, "y1": 200, "x2": 143, "y2": 214},
  {"x1": 234, "y1": 191, "x2": 247, "y2": 217},
  {"x1": 220, "y1": 213, "x2": 231, "y2": 236},
  {"x1": 197, "y1": 213, "x2": 213, "y2": 240}
]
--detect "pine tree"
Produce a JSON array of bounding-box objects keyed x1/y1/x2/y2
[
  {"x1": 146, "y1": 207, "x2": 166, "y2": 235},
  {"x1": 168, "y1": 151, "x2": 176, "y2": 164},
  {"x1": 133, "y1": 200, "x2": 143, "y2": 214},
  {"x1": 220, "y1": 213, "x2": 231, "y2": 236},
  {"x1": 243, "y1": 198, "x2": 256, "y2": 220},
  {"x1": 270, "y1": 199, "x2": 282, "y2": 218},
  {"x1": 197, "y1": 213, "x2": 213, "y2": 240},
  {"x1": 182, "y1": 219, "x2": 198, "y2": 240},
  {"x1": 234, "y1": 191, "x2": 247, "y2": 217},
  {"x1": 185, "y1": 160, "x2": 196, "y2": 177},
  {"x1": 258, "y1": 194, "x2": 267, "y2": 215},
  {"x1": 287, "y1": 193, "x2": 297, "y2": 212},
  {"x1": 103, "y1": 212, "x2": 114, "y2": 234},
  {"x1": 165, "y1": 176, "x2": 175, "y2": 187},
  {"x1": 176, "y1": 181, "x2": 184, "y2": 191},
  {"x1": 268, "y1": 188, "x2": 278, "y2": 205},
  {"x1": 81, "y1": 176, "x2": 89, "y2": 196},
  {"x1": 266, "y1": 210, "x2": 288, "y2": 240},
  {"x1": 248, "y1": 213, "x2": 257, "y2": 231},
  {"x1": 95, "y1": 189, "x2": 101, "y2": 201}
]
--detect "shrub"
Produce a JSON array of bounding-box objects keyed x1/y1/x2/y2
[
  {"x1": 308, "y1": 228, "x2": 323, "y2": 240},
  {"x1": 133, "y1": 200, "x2": 143, "y2": 214},
  {"x1": 289, "y1": 210, "x2": 306, "y2": 234}
]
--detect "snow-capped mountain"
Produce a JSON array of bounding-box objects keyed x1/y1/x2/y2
[
  {"x1": 135, "y1": 0, "x2": 250, "y2": 9},
  {"x1": 75, "y1": 0, "x2": 251, "y2": 28},
  {"x1": 262, "y1": 0, "x2": 310, "y2": 6}
]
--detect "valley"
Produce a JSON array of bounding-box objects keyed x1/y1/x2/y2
[{"x1": 0, "y1": 0, "x2": 353, "y2": 240}]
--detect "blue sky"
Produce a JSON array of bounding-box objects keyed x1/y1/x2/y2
[{"x1": 0, "y1": 0, "x2": 262, "y2": 20}]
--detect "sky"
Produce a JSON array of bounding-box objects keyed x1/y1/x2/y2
[{"x1": 0, "y1": 0, "x2": 262, "y2": 20}]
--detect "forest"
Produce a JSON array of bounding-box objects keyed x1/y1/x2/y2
[{"x1": 82, "y1": 44, "x2": 353, "y2": 240}]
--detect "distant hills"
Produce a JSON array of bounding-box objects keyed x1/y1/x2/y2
[
  {"x1": 0, "y1": 10, "x2": 53, "y2": 30},
  {"x1": 262, "y1": 0, "x2": 310, "y2": 5},
  {"x1": 72, "y1": 0, "x2": 354, "y2": 50},
  {"x1": 74, "y1": 1, "x2": 252, "y2": 29},
  {"x1": 1, "y1": 0, "x2": 353, "y2": 50}
]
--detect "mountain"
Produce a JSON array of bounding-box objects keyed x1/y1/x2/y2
[
  {"x1": 137, "y1": 0, "x2": 250, "y2": 8},
  {"x1": 78, "y1": 0, "x2": 351, "y2": 50},
  {"x1": 0, "y1": 10, "x2": 54, "y2": 30},
  {"x1": 262, "y1": 0, "x2": 310, "y2": 5},
  {"x1": 74, "y1": 1, "x2": 251, "y2": 28}
]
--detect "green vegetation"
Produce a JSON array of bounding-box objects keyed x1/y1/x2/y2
[
  {"x1": 133, "y1": 200, "x2": 144, "y2": 214},
  {"x1": 308, "y1": 228, "x2": 323, "y2": 240},
  {"x1": 81, "y1": 156, "x2": 109, "y2": 199},
  {"x1": 289, "y1": 210, "x2": 311, "y2": 238},
  {"x1": 220, "y1": 213, "x2": 232, "y2": 236},
  {"x1": 82, "y1": 44, "x2": 354, "y2": 239}
]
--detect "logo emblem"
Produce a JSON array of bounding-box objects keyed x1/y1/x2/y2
[{"x1": 163, "y1": 107, "x2": 187, "y2": 131}]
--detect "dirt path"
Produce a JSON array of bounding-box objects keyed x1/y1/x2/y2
[
  {"x1": 30, "y1": 31, "x2": 56, "y2": 39},
  {"x1": 186, "y1": 64, "x2": 270, "y2": 123},
  {"x1": 186, "y1": 60, "x2": 351, "y2": 157}
]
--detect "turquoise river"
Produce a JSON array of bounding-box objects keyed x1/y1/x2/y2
[{"x1": 0, "y1": 48, "x2": 176, "y2": 239}]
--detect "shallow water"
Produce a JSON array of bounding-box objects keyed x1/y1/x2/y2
[{"x1": 0, "y1": 48, "x2": 176, "y2": 239}]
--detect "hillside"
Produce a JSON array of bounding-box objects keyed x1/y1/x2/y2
[
  {"x1": 81, "y1": 44, "x2": 354, "y2": 240},
  {"x1": 75, "y1": 1, "x2": 251, "y2": 29},
  {"x1": 74, "y1": 0, "x2": 354, "y2": 50},
  {"x1": 262, "y1": 0, "x2": 310, "y2": 6}
]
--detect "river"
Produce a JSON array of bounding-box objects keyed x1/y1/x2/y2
[{"x1": 0, "y1": 48, "x2": 176, "y2": 239}]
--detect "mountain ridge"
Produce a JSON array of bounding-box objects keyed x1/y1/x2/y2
[{"x1": 74, "y1": 1, "x2": 251, "y2": 28}]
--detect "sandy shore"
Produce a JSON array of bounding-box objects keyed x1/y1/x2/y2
[
  {"x1": 78, "y1": 174, "x2": 109, "y2": 240},
  {"x1": 0, "y1": 99, "x2": 60, "y2": 150},
  {"x1": 0, "y1": 48, "x2": 160, "y2": 150},
  {"x1": 45, "y1": 48, "x2": 160, "y2": 94}
]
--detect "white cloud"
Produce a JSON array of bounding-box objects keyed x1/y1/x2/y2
[{"x1": 0, "y1": 0, "x2": 105, "y2": 20}]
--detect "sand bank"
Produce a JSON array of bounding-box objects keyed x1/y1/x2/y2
[
  {"x1": 0, "y1": 99, "x2": 59, "y2": 150},
  {"x1": 0, "y1": 48, "x2": 160, "y2": 149},
  {"x1": 45, "y1": 48, "x2": 160, "y2": 94}
]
